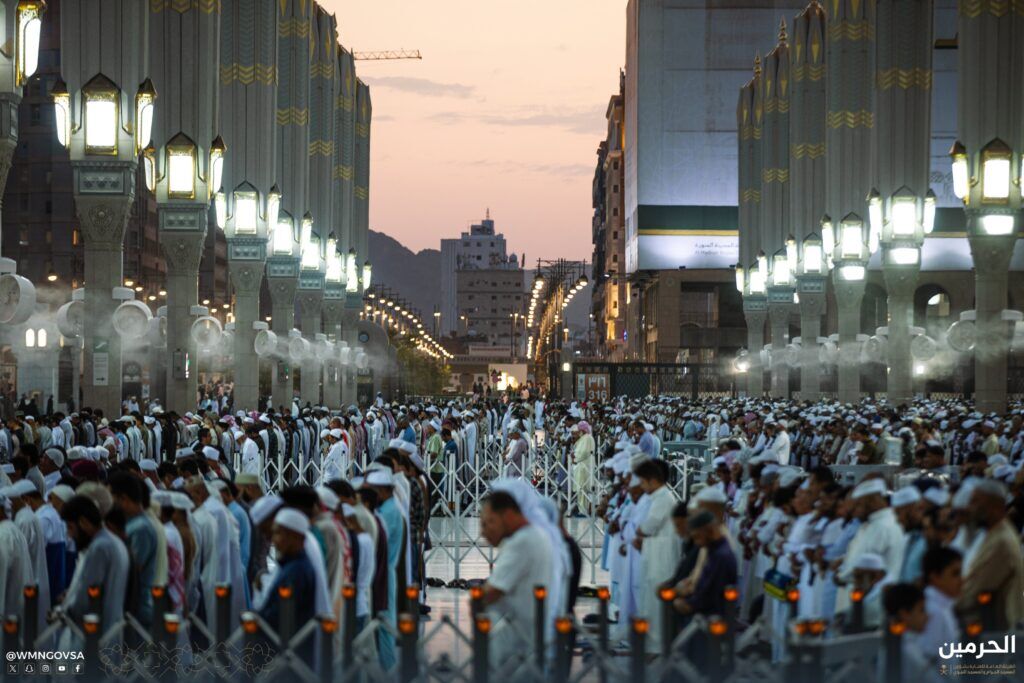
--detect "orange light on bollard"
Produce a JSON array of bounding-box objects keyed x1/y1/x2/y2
[
  {"x1": 215, "y1": 585, "x2": 230, "y2": 599},
  {"x1": 24, "y1": 585, "x2": 37, "y2": 599},
  {"x1": 475, "y1": 617, "x2": 492, "y2": 634},
  {"x1": 406, "y1": 587, "x2": 420, "y2": 601},
  {"x1": 633, "y1": 618, "x2": 649, "y2": 635},
  {"x1": 807, "y1": 620, "x2": 826, "y2": 636},
  {"x1": 152, "y1": 586, "x2": 165, "y2": 599},
  {"x1": 723, "y1": 587, "x2": 739, "y2": 602},
  {"x1": 708, "y1": 618, "x2": 728, "y2": 637},
  {"x1": 321, "y1": 618, "x2": 339, "y2": 634},
  {"x1": 534, "y1": 587, "x2": 547, "y2": 600},
  {"x1": 555, "y1": 617, "x2": 572, "y2": 635},
  {"x1": 965, "y1": 622, "x2": 982, "y2": 638},
  {"x1": 659, "y1": 587, "x2": 676, "y2": 602},
  {"x1": 597, "y1": 587, "x2": 610, "y2": 601},
  {"x1": 278, "y1": 586, "x2": 293, "y2": 599},
  {"x1": 793, "y1": 621, "x2": 809, "y2": 636},
  {"x1": 164, "y1": 615, "x2": 180, "y2": 635},
  {"x1": 241, "y1": 613, "x2": 259, "y2": 634},
  {"x1": 786, "y1": 589, "x2": 800, "y2": 603},
  {"x1": 342, "y1": 585, "x2": 356, "y2": 600},
  {"x1": 977, "y1": 592, "x2": 992, "y2": 606},
  {"x1": 87, "y1": 586, "x2": 101, "y2": 599},
  {"x1": 83, "y1": 616, "x2": 99, "y2": 635},
  {"x1": 398, "y1": 615, "x2": 416, "y2": 635},
  {"x1": 888, "y1": 622, "x2": 906, "y2": 636},
  {"x1": 469, "y1": 586, "x2": 483, "y2": 600},
  {"x1": 850, "y1": 589, "x2": 865, "y2": 603},
  {"x1": 3, "y1": 618, "x2": 17, "y2": 635}
]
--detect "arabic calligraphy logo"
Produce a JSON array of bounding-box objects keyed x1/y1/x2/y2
[
  {"x1": 938, "y1": 664, "x2": 948, "y2": 676},
  {"x1": 939, "y1": 634, "x2": 1016, "y2": 661}
]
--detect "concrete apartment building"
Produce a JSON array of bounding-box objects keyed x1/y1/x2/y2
[{"x1": 456, "y1": 266, "x2": 527, "y2": 354}]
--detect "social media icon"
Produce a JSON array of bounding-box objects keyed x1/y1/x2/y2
[
  {"x1": 73, "y1": 663, "x2": 83, "y2": 674},
  {"x1": 40, "y1": 663, "x2": 51, "y2": 674},
  {"x1": 56, "y1": 662, "x2": 68, "y2": 674},
  {"x1": 24, "y1": 663, "x2": 35, "y2": 674},
  {"x1": 6, "y1": 663, "x2": 18, "y2": 675}
]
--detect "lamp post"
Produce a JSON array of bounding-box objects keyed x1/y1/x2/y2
[
  {"x1": 267, "y1": 0, "x2": 312, "y2": 409},
  {"x1": 150, "y1": 1, "x2": 221, "y2": 410},
  {"x1": 869, "y1": 0, "x2": 934, "y2": 406},
  {"x1": 795, "y1": 231, "x2": 828, "y2": 399},
  {"x1": 0, "y1": 1, "x2": 43, "y2": 328},
  {"x1": 951, "y1": 2, "x2": 1022, "y2": 414},
  {"x1": 825, "y1": 0, "x2": 875, "y2": 403},
  {"x1": 218, "y1": 0, "x2": 278, "y2": 412},
  {"x1": 739, "y1": 256, "x2": 767, "y2": 397},
  {"x1": 766, "y1": 242, "x2": 795, "y2": 397},
  {"x1": 57, "y1": 0, "x2": 147, "y2": 416}
]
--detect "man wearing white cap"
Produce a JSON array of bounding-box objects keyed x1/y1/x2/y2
[
  {"x1": 891, "y1": 486, "x2": 926, "y2": 583},
  {"x1": 366, "y1": 468, "x2": 402, "y2": 670},
  {"x1": 0, "y1": 490, "x2": 32, "y2": 622},
  {"x1": 321, "y1": 428, "x2": 350, "y2": 484},
  {"x1": 4, "y1": 479, "x2": 51, "y2": 629},
  {"x1": 235, "y1": 429, "x2": 261, "y2": 478},
  {"x1": 257, "y1": 508, "x2": 318, "y2": 663},
  {"x1": 835, "y1": 477, "x2": 904, "y2": 613},
  {"x1": 502, "y1": 422, "x2": 529, "y2": 478},
  {"x1": 837, "y1": 552, "x2": 890, "y2": 629}
]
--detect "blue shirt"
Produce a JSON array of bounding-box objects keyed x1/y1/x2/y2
[
  {"x1": 259, "y1": 551, "x2": 317, "y2": 662},
  {"x1": 638, "y1": 432, "x2": 657, "y2": 457},
  {"x1": 125, "y1": 515, "x2": 158, "y2": 625}
]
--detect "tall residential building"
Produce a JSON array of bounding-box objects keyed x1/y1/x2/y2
[
  {"x1": 439, "y1": 212, "x2": 521, "y2": 337},
  {"x1": 456, "y1": 267, "x2": 527, "y2": 354},
  {"x1": 591, "y1": 71, "x2": 628, "y2": 360}
]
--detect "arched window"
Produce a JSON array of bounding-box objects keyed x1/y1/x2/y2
[
  {"x1": 24, "y1": 329, "x2": 35, "y2": 348},
  {"x1": 37, "y1": 328, "x2": 47, "y2": 348}
]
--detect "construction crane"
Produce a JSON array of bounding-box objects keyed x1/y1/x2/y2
[{"x1": 353, "y1": 49, "x2": 422, "y2": 61}]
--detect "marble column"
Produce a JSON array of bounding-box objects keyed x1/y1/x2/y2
[
  {"x1": 796, "y1": 276, "x2": 826, "y2": 400},
  {"x1": 743, "y1": 298, "x2": 767, "y2": 397},
  {"x1": 297, "y1": 287, "x2": 323, "y2": 406},
  {"x1": 835, "y1": 278, "x2": 866, "y2": 403},
  {"x1": 161, "y1": 228, "x2": 206, "y2": 411},
  {"x1": 267, "y1": 262, "x2": 298, "y2": 411},
  {"x1": 228, "y1": 247, "x2": 265, "y2": 411}
]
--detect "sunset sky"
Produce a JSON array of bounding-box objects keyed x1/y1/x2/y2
[{"x1": 323, "y1": 0, "x2": 626, "y2": 260}]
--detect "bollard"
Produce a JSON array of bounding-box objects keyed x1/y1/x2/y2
[
  {"x1": 23, "y1": 585, "x2": 38, "y2": 648},
  {"x1": 533, "y1": 586, "x2": 547, "y2": 672},
  {"x1": 849, "y1": 588, "x2": 865, "y2": 634},
  {"x1": 341, "y1": 585, "x2": 357, "y2": 667},
  {"x1": 3, "y1": 616, "x2": 19, "y2": 673},
  {"x1": 707, "y1": 617, "x2": 727, "y2": 680},
  {"x1": 405, "y1": 586, "x2": 420, "y2": 615},
  {"x1": 87, "y1": 584, "x2": 102, "y2": 616},
  {"x1": 398, "y1": 613, "x2": 418, "y2": 682},
  {"x1": 241, "y1": 612, "x2": 260, "y2": 683},
  {"x1": 722, "y1": 586, "x2": 739, "y2": 674},
  {"x1": 278, "y1": 585, "x2": 295, "y2": 653},
  {"x1": 469, "y1": 585, "x2": 484, "y2": 620},
  {"x1": 83, "y1": 614, "x2": 101, "y2": 679},
  {"x1": 150, "y1": 586, "x2": 168, "y2": 666},
  {"x1": 630, "y1": 618, "x2": 648, "y2": 683},
  {"x1": 473, "y1": 617, "x2": 491, "y2": 683},
  {"x1": 319, "y1": 616, "x2": 338, "y2": 682},
  {"x1": 977, "y1": 592, "x2": 995, "y2": 633},
  {"x1": 883, "y1": 620, "x2": 904, "y2": 683},
  {"x1": 596, "y1": 586, "x2": 610, "y2": 683},
  {"x1": 554, "y1": 617, "x2": 573, "y2": 681},
  {"x1": 161, "y1": 614, "x2": 181, "y2": 683},
  {"x1": 658, "y1": 587, "x2": 677, "y2": 658}
]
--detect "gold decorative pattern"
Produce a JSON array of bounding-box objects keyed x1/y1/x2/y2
[
  {"x1": 276, "y1": 107, "x2": 309, "y2": 125},
  {"x1": 336, "y1": 95, "x2": 355, "y2": 111},
  {"x1": 279, "y1": 17, "x2": 310, "y2": 37},
  {"x1": 741, "y1": 189, "x2": 762, "y2": 202},
  {"x1": 792, "y1": 142, "x2": 826, "y2": 159},
  {"x1": 764, "y1": 98, "x2": 790, "y2": 113},
  {"x1": 151, "y1": 0, "x2": 220, "y2": 12},
  {"x1": 761, "y1": 168, "x2": 790, "y2": 183},
  {"x1": 827, "y1": 20, "x2": 875, "y2": 41},
  {"x1": 876, "y1": 67, "x2": 932, "y2": 90},
  {"x1": 310, "y1": 62, "x2": 335, "y2": 78},
  {"x1": 355, "y1": 123, "x2": 369, "y2": 137},
  {"x1": 826, "y1": 110, "x2": 873, "y2": 128},
  {"x1": 220, "y1": 64, "x2": 277, "y2": 85},
  {"x1": 308, "y1": 140, "x2": 334, "y2": 156},
  {"x1": 354, "y1": 186, "x2": 369, "y2": 200},
  {"x1": 960, "y1": 0, "x2": 1024, "y2": 17},
  {"x1": 792, "y1": 64, "x2": 825, "y2": 81},
  {"x1": 333, "y1": 165, "x2": 354, "y2": 180}
]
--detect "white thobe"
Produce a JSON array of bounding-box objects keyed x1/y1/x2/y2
[
  {"x1": 321, "y1": 440, "x2": 350, "y2": 484},
  {"x1": 0, "y1": 519, "x2": 32, "y2": 621},
  {"x1": 15, "y1": 507, "x2": 51, "y2": 628},
  {"x1": 637, "y1": 486, "x2": 680, "y2": 653}
]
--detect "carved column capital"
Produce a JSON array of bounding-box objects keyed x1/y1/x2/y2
[
  {"x1": 229, "y1": 260, "x2": 265, "y2": 295},
  {"x1": 161, "y1": 233, "x2": 205, "y2": 274},
  {"x1": 77, "y1": 195, "x2": 134, "y2": 249}
]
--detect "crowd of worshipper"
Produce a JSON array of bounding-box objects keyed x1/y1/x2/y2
[{"x1": 1, "y1": 390, "x2": 1023, "y2": 677}]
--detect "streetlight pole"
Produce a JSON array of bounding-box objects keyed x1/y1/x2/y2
[
  {"x1": 951, "y1": 1, "x2": 1022, "y2": 414},
  {"x1": 218, "y1": 0, "x2": 278, "y2": 412},
  {"x1": 737, "y1": 53, "x2": 765, "y2": 398},
  {"x1": 826, "y1": 0, "x2": 875, "y2": 403}
]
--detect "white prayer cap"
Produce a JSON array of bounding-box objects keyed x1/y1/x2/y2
[
  {"x1": 140, "y1": 459, "x2": 158, "y2": 473},
  {"x1": 351, "y1": 476, "x2": 365, "y2": 489},
  {"x1": 951, "y1": 481, "x2": 978, "y2": 510},
  {"x1": 891, "y1": 486, "x2": 921, "y2": 508},
  {"x1": 50, "y1": 484, "x2": 75, "y2": 503},
  {"x1": 144, "y1": 416, "x2": 156, "y2": 426},
  {"x1": 67, "y1": 446, "x2": 87, "y2": 462},
  {"x1": 250, "y1": 494, "x2": 283, "y2": 525},
  {"x1": 210, "y1": 479, "x2": 228, "y2": 492},
  {"x1": 853, "y1": 553, "x2": 886, "y2": 571},
  {"x1": 628, "y1": 474, "x2": 641, "y2": 487},
  {"x1": 259, "y1": 414, "x2": 272, "y2": 424},
  {"x1": 992, "y1": 464, "x2": 1014, "y2": 482},
  {"x1": 0, "y1": 463, "x2": 12, "y2": 474},
  {"x1": 170, "y1": 492, "x2": 194, "y2": 511},
  {"x1": 316, "y1": 486, "x2": 340, "y2": 511},
  {"x1": 779, "y1": 469, "x2": 804, "y2": 489},
  {"x1": 366, "y1": 469, "x2": 395, "y2": 487},
  {"x1": 43, "y1": 447, "x2": 65, "y2": 468},
  {"x1": 202, "y1": 446, "x2": 220, "y2": 461},
  {"x1": 274, "y1": 507, "x2": 310, "y2": 535},
  {"x1": 851, "y1": 478, "x2": 887, "y2": 500},
  {"x1": 695, "y1": 487, "x2": 728, "y2": 504},
  {"x1": 174, "y1": 448, "x2": 194, "y2": 460},
  {"x1": 987, "y1": 454, "x2": 1008, "y2": 467},
  {"x1": 152, "y1": 491, "x2": 173, "y2": 507},
  {"x1": 761, "y1": 464, "x2": 780, "y2": 477},
  {"x1": 922, "y1": 487, "x2": 950, "y2": 507},
  {"x1": 712, "y1": 456, "x2": 727, "y2": 468},
  {"x1": 233, "y1": 429, "x2": 245, "y2": 440},
  {"x1": 341, "y1": 503, "x2": 356, "y2": 518},
  {"x1": 5, "y1": 479, "x2": 37, "y2": 497},
  {"x1": 328, "y1": 428, "x2": 344, "y2": 440},
  {"x1": 982, "y1": 420, "x2": 996, "y2": 429}
]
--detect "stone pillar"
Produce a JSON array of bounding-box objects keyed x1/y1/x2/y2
[
  {"x1": 796, "y1": 276, "x2": 826, "y2": 400},
  {"x1": 267, "y1": 271, "x2": 297, "y2": 411},
  {"x1": 322, "y1": 287, "x2": 345, "y2": 408},
  {"x1": 297, "y1": 289, "x2": 323, "y2": 406},
  {"x1": 743, "y1": 298, "x2": 767, "y2": 397},
  {"x1": 969, "y1": 233, "x2": 1015, "y2": 414},
  {"x1": 883, "y1": 264, "x2": 918, "y2": 405},
  {"x1": 767, "y1": 290, "x2": 793, "y2": 398},
  {"x1": 835, "y1": 278, "x2": 866, "y2": 403},
  {"x1": 75, "y1": 184, "x2": 135, "y2": 417},
  {"x1": 161, "y1": 228, "x2": 206, "y2": 411},
  {"x1": 341, "y1": 306, "x2": 360, "y2": 407},
  {"x1": 228, "y1": 252, "x2": 264, "y2": 412}
]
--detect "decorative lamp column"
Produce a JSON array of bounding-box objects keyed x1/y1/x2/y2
[
  {"x1": 831, "y1": 214, "x2": 869, "y2": 399},
  {"x1": 218, "y1": 0, "x2": 278, "y2": 412},
  {"x1": 795, "y1": 231, "x2": 829, "y2": 399},
  {"x1": 767, "y1": 242, "x2": 795, "y2": 397},
  {"x1": 150, "y1": 1, "x2": 221, "y2": 410},
  {"x1": 322, "y1": 239, "x2": 344, "y2": 407},
  {"x1": 825, "y1": 0, "x2": 875, "y2": 403},
  {"x1": 741, "y1": 255, "x2": 768, "y2": 397},
  {"x1": 57, "y1": 0, "x2": 147, "y2": 416},
  {"x1": 268, "y1": 0, "x2": 313, "y2": 409},
  {"x1": 789, "y1": 1, "x2": 828, "y2": 400},
  {"x1": 869, "y1": 0, "x2": 933, "y2": 406},
  {"x1": 950, "y1": 0, "x2": 1022, "y2": 414}
]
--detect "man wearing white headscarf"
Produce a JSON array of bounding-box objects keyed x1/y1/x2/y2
[
  {"x1": 0, "y1": 491, "x2": 32, "y2": 621},
  {"x1": 5, "y1": 480, "x2": 51, "y2": 629}
]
